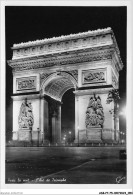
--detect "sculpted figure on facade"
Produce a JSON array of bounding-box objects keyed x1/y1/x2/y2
[
  {"x1": 85, "y1": 95, "x2": 104, "y2": 128},
  {"x1": 18, "y1": 99, "x2": 34, "y2": 130}
]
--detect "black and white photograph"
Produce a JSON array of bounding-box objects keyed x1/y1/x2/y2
[{"x1": 0, "y1": 0, "x2": 133, "y2": 194}]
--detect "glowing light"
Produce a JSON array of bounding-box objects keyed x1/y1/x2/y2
[{"x1": 119, "y1": 106, "x2": 126, "y2": 117}]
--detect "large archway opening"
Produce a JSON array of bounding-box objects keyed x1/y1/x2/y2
[
  {"x1": 42, "y1": 72, "x2": 77, "y2": 144},
  {"x1": 61, "y1": 88, "x2": 75, "y2": 143}
]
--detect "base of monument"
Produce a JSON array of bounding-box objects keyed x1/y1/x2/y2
[
  {"x1": 32, "y1": 130, "x2": 40, "y2": 141},
  {"x1": 74, "y1": 128, "x2": 103, "y2": 143},
  {"x1": 86, "y1": 127, "x2": 102, "y2": 142},
  {"x1": 74, "y1": 128, "x2": 116, "y2": 144},
  {"x1": 18, "y1": 129, "x2": 32, "y2": 141}
]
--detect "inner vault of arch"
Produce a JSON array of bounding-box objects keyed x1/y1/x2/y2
[{"x1": 42, "y1": 75, "x2": 76, "y2": 102}]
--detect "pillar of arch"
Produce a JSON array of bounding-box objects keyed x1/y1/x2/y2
[{"x1": 8, "y1": 27, "x2": 123, "y2": 144}]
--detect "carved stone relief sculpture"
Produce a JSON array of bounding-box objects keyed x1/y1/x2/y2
[
  {"x1": 67, "y1": 70, "x2": 78, "y2": 82},
  {"x1": 18, "y1": 99, "x2": 34, "y2": 130},
  {"x1": 85, "y1": 95, "x2": 104, "y2": 128},
  {"x1": 83, "y1": 69, "x2": 106, "y2": 84},
  {"x1": 112, "y1": 71, "x2": 118, "y2": 88},
  {"x1": 17, "y1": 76, "x2": 36, "y2": 91},
  {"x1": 40, "y1": 72, "x2": 52, "y2": 85}
]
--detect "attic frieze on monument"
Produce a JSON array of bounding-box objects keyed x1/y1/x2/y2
[
  {"x1": 12, "y1": 33, "x2": 113, "y2": 60},
  {"x1": 8, "y1": 28, "x2": 123, "y2": 74},
  {"x1": 9, "y1": 49, "x2": 113, "y2": 72},
  {"x1": 13, "y1": 28, "x2": 112, "y2": 48}
]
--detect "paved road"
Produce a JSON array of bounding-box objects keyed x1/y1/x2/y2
[
  {"x1": 30, "y1": 159, "x2": 126, "y2": 184},
  {"x1": 6, "y1": 146, "x2": 126, "y2": 184}
]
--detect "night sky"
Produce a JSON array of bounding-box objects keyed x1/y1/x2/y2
[{"x1": 5, "y1": 6, "x2": 126, "y2": 141}]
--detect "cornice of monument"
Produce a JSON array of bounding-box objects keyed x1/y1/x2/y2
[
  {"x1": 8, "y1": 45, "x2": 123, "y2": 73},
  {"x1": 8, "y1": 27, "x2": 123, "y2": 72},
  {"x1": 10, "y1": 27, "x2": 121, "y2": 61},
  {"x1": 12, "y1": 27, "x2": 112, "y2": 49},
  {"x1": 8, "y1": 46, "x2": 114, "y2": 71}
]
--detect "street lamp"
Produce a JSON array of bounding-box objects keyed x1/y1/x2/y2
[
  {"x1": 63, "y1": 137, "x2": 66, "y2": 145},
  {"x1": 69, "y1": 131, "x2": 72, "y2": 143},
  {"x1": 41, "y1": 132, "x2": 43, "y2": 146},
  {"x1": 78, "y1": 126, "x2": 79, "y2": 147},
  {"x1": 119, "y1": 106, "x2": 126, "y2": 118},
  {"x1": 119, "y1": 105, "x2": 126, "y2": 144}
]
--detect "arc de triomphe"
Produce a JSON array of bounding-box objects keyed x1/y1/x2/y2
[{"x1": 8, "y1": 27, "x2": 123, "y2": 144}]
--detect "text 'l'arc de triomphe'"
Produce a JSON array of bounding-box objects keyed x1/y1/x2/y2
[{"x1": 8, "y1": 27, "x2": 123, "y2": 144}]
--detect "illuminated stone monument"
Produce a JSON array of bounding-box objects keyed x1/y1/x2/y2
[{"x1": 8, "y1": 27, "x2": 123, "y2": 144}]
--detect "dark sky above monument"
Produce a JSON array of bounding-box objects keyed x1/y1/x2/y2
[{"x1": 5, "y1": 6, "x2": 126, "y2": 140}]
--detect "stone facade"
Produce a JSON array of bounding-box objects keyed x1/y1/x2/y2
[{"x1": 8, "y1": 27, "x2": 123, "y2": 143}]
